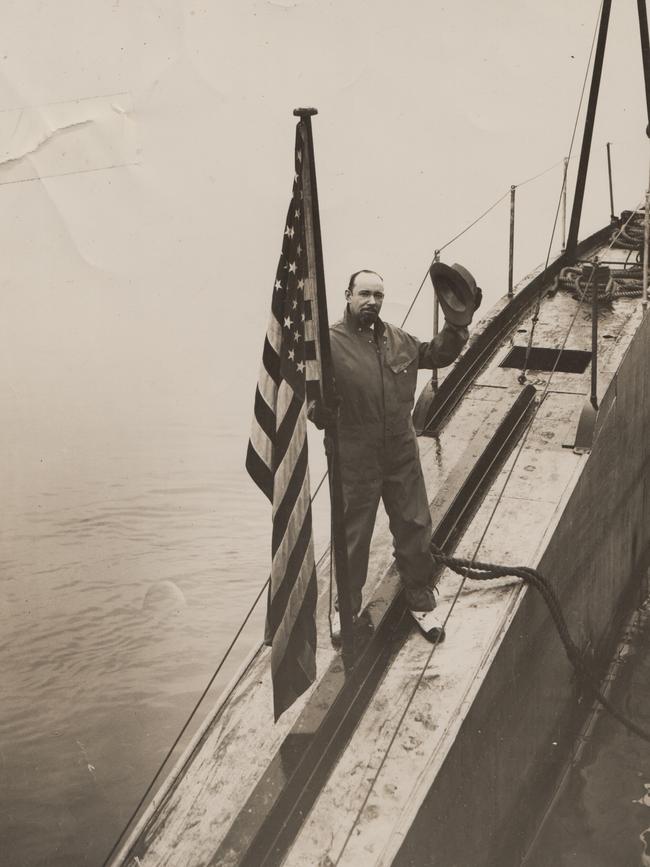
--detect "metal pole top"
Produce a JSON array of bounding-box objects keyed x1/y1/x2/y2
[{"x1": 293, "y1": 107, "x2": 318, "y2": 117}]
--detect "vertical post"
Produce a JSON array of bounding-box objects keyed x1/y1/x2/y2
[
  {"x1": 606, "y1": 142, "x2": 615, "y2": 221},
  {"x1": 508, "y1": 185, "x2": 516, "y2": 297},
  {"x1": 432, "y1": 250, "x2": 440, "y2": 393},
  {"x1": 566, "y1": 0, "x2": 613, "y2": 255},
  {"x1": 561, "y1": 157, "x2": 569, "y2": 252},
  {"x1": 590, "y1": 258, "x2": 599, "y2": 410},
  {"x1": 638, "y1": 0, "x2": 650, "y2": 137},
  {"x1": 642, "y1": 189, "x2": 650, "y2": 313},
  {"x1": 294, "y1": 107, "x2": 355, "y2": 663}
]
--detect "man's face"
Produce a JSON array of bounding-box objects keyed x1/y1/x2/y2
[{"x1": 346, "y1": 272, "x2": 385, "y2": 326}]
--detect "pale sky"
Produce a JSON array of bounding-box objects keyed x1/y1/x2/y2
[{"x1": 0, "y1": 0, "x2": 647, "y2": 454}]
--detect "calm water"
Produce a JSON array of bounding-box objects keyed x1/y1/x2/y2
[
  {"x1": 0, "y1": 415, "x2": 309, "y2": 867},
  {"x1": 525, "y1": 600, "x2": 650, "y2": 867}
]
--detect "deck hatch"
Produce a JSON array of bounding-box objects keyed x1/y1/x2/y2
[{"x1": 500, "y1": 346, "x2": 592, "y2": 374}]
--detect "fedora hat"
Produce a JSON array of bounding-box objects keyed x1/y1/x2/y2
[{"x1": 429, "y1": 261, "x2": 480, "y2": 326}]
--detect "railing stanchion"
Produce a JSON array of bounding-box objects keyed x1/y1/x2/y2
[
  {"x1": 561, "y1": 157, "x2": 569, "y2": 252},
  {"x1": 508, "y1": 185, "x2": 516, "y2": 297},
  {"x1": 432, "y1": 250, "x2": 440, "y2": 392},
  {"x1": 606, "y1": 142, "x2": 615, "y2": 221},
  {"x1": 642, "y1": 181, "x2": 650, "y2": 313}
]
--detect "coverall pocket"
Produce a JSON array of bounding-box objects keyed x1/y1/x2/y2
[{"x1": 389, "y1": 357, "x2": 417, "y2": 403}]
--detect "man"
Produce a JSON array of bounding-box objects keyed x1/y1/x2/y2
[{"x1": 311, "y1": 267, "x2": 480, "y2": 643}]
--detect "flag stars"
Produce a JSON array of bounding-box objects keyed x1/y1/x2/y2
[
  {"x1": 297, "y1": 243, "x2": 302, "y2": 256},
  {"x1": 296, "y1": 360, "x2": 305, "y2": 373},
  {"x1": 297, "y1": 150, "x2": 302, "y2": 162},
  {"x1": 297, "y1": 278, "x2": 305, "y2": 290},
  {"x1": 292, "y1": 299, "x2": 298, "y2": 310},
  {"x1": 288, "y1": 348, "x2": 295, "y2": 361},
  {"x1": 293, "y1": 331, "x2": 302, "y2": 342},
  {"x1": 295, "y1": 209, "x2": 300, "y2": 219},
  {"x1": 274, "y1": 279, "x2": 283, "y2": 292},
  {"x1": 288, "y1": 261, "x2": 297, "y2": 274},
  {"x1": 284, "y1": 225, "x2": 295, "y2": 239},
  {"x1": 283, "y1": 316, "x2": 292, "y2": 329}
]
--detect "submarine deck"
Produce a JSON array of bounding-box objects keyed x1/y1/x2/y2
[{"x1": 113, "y1": 226, "x2": 650, "y2": 867}]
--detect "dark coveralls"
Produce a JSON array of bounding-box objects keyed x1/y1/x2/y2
[{"x1": 330, "y1": 306, "x2": 468, "y2": 614}]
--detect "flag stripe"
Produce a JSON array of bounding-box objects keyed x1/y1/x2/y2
[
  {"x1": 275, "y1": 379, "x2": 296, "y2": 429},
  {"x1": 257, "y1": 365, "x2": 277, "y2": 410},
  {"x1": 304, "y1": 340, "x2": 316, "y2": 361},
  {"x1": 271, "y1": 578, "x2": 317, "y2": 719},
  {"x1": 263, "y1": 336, "x2": 281, "y2": 387},
  {"x1": 272, "y1": 421, "x2": 307, "y2": 523},
  {"x1": 272, "y1": 451, "x2": 310, "y2": 565},
  {"x1": 245, "y1": 442, "x2": 274, "y2": 502},
  {"x1": 248, "y1": 417, "x2": 273, "y2": 476},
  {"x1": 253, "y1": 386, "x2": 276, "y2": 443},
  {"x1": 271, "y1": 558, "x2": 316, "y2": 683},
  {"x1": 274, "y1": 392, "x2": 304, "y2": 470},
  {"x1": 266, "y1": 314, "x2": 283, "y2": 356},
  {"x1": 269, "y1": 498, "x2": 313, "y2": 617}
]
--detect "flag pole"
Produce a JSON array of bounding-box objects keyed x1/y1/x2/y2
[{"x1": 294, "y1": 106, "x2": 355, "y2": 664}]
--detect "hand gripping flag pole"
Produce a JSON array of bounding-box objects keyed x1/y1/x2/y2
[{"x1": 246, "y1": 109, "x2": 354, "y2": 719}]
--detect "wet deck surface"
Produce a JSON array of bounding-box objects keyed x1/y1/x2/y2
[{"x1": 118, "y1": 239, "x2": 647, "y2": 867}]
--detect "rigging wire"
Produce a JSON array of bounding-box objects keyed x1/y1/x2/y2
[
  {"x1": 333, "y1": 203, "x2": 644, "y2": 865},
  {"x1": 521, "y1": 0, "x2": 605, "y2": 381},
  {"x1": 515, "y1": 155, "x2": 575, "y2": 190},
  {"x1": 436, "y1": 189, "x2": 511, "y2": 255}
]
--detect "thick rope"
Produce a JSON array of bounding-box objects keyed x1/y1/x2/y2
[{"x1": 429, "y1": 542, "x2": 650, "y2": 744}]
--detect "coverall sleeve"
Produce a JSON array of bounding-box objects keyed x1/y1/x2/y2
[{"x1": 417, "y1": 322, "x2": 469, "y2": 370}]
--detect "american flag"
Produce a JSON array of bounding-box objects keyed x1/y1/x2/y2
[{"x1": 246, "y1": 122, "x2": 323, "y2": 720}]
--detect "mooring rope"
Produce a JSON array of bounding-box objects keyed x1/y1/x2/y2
[{"x1": 429, "y1": 542, "x2": 650, "y2": 745}]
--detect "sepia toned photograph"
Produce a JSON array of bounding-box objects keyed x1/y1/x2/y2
[{"x1": 2, "y1": 2, "x2": 650, "y2": 865}]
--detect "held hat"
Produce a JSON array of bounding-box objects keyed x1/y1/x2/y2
[{"x1": 429, "y1": 261, "x2": 480, "y2": 327}]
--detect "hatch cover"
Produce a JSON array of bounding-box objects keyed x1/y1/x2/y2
[{"x1": 500, "y1": 346, "x2": 592, "y2": 373}]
